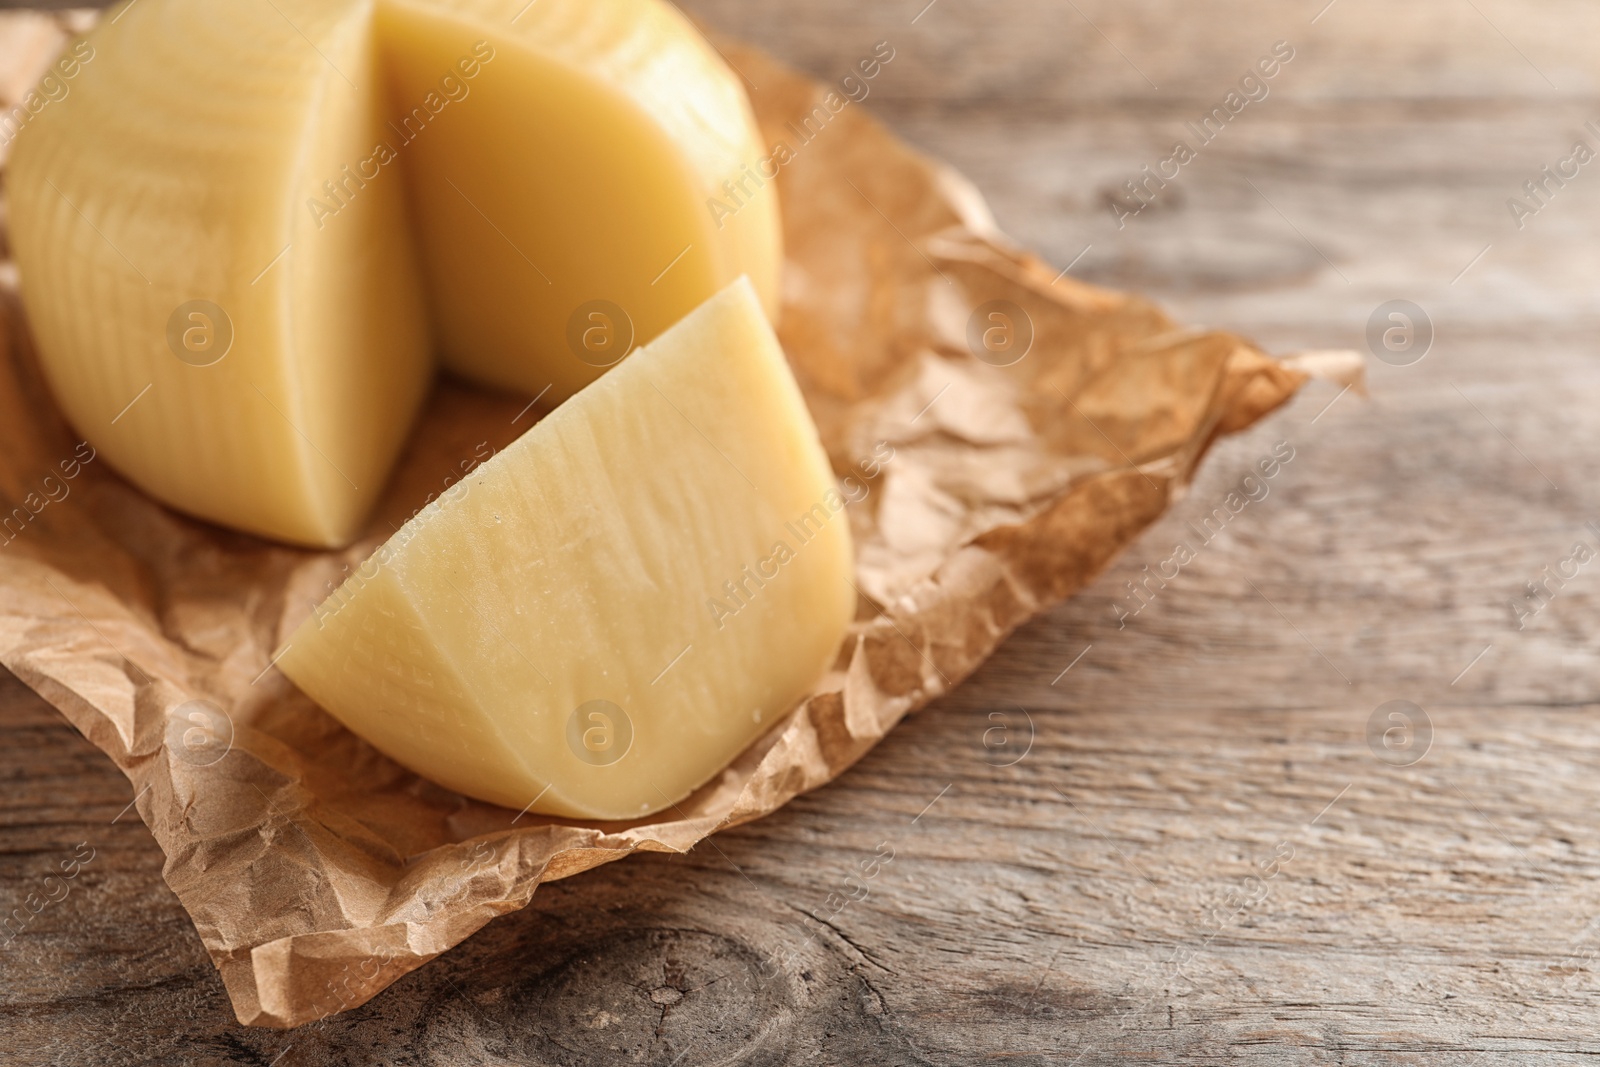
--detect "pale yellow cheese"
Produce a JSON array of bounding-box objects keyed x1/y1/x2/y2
[
  {"x1": 277, "y1": 280, "x2": 854, "y2": 819},
  {"x1": 10, "y1": 0, "x2": 780, "y2": 547},
  {"x1": 377, "y1": 0, "x2": 781, "y2": 400},
  {"x1": 10, "y1": 1, "x2": 433, "y2": 547}
]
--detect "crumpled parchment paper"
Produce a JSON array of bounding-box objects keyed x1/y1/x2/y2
[{"x1": 0, "y1": 10, "x2": 1360, "y2": 1027}]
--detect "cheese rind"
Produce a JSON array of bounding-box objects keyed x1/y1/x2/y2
[
  {"x1": 278, "y1": 279, "x2": 854, "y2": 819},
  {"x1": 10, "y1": 0, "x2": 780, "y2": 546},
  {"x1": 10, "y1": 0, "x2": 434, "y2": 547}
]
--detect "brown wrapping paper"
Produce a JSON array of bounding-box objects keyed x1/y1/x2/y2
[{"x1": 0, "y1": 11, "x2": 1359, "y2": 1027}]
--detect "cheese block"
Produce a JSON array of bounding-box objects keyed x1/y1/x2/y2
[
  {"x1": 377, "y1": 0, "x2": 781, "y2": 400},
  {"x1": 277, "y1": 279, "x2": 854, "y2": 819},
  {"x1": 10, "y1": 1, "x2": 433, "y2": 547},
  {"x1": 9, "y1": 0, "x2": 780, "y2": 547}
]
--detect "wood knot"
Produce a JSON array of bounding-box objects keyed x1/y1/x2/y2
[{"x1": 417, "y1": 927, "x2": 792, "y2": 1066}]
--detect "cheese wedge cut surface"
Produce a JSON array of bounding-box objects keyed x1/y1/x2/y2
[
  {"x1": 277, "y1": 280, "x2": 854, "y2": 820},
  {"x1": 377, "y1": 0, "x2": 782, "y2": 400},
  {"x1": 9, "y1": 0, "x2": 779, "y2": 547}
]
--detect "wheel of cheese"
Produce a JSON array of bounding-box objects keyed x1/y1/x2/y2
[{"x1": 10, "y1": 0, "x2": 780, "y2": 547}]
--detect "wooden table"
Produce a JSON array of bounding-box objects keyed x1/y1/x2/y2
[{"x1": 9, "y1": 0, "x2": 1600, "y2": 1062}]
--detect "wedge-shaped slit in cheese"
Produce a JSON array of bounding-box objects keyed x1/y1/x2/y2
[
  {"x1": 278, "y1": 280, "x2": 854, "y2": 820},
  {"x1": 9, "y1": 0, "x2": 780, "y2": 547}
]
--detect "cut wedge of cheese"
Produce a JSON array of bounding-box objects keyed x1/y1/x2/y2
[
  {"x1": 277, "y1": 279, "x2": 854, "y2": 819},
  {"x1": 10, "y1": 0, "x2": 779, "y2": 547}
]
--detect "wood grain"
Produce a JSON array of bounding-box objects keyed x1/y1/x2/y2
[{"x1": 8, "y1": 0, "x2": 1600, "y2": 1062}]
